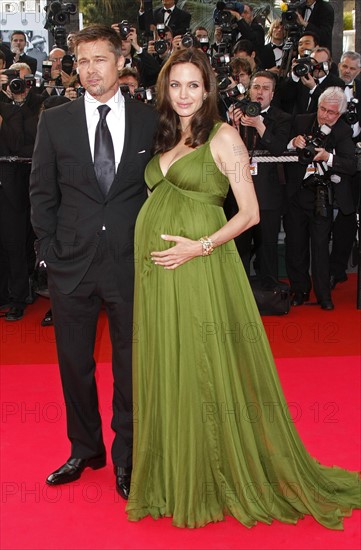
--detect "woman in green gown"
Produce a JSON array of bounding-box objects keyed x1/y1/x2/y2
[{"x1": 126, "y1": 48, "x2": 360, "y2": 529}]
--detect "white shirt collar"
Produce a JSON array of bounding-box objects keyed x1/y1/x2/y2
[{"x1": 84, "y1": 88, "x2": 124, "y2": 120}]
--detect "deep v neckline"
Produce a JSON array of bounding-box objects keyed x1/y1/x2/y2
[{"x1": 158, "y1": 145, "x2": 204, "y2": 179}]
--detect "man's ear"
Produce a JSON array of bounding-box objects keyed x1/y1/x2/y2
[{"x1": 117, "y1": 55, "x2": 125, "y2": 71}]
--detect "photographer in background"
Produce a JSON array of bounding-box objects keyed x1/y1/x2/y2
[
  {"x1": 225, "y1": 71, "x2": 292, "y2": 283},
  {"x1": 138, "y1": 0, "x2": 191, "y2": 37},
  {"x1": 9, "y1": 31, "x2": 37, "y2": 75},
  {"x1": 260, "y1": 18, "x2": 286, "y2": 76},
  {"x1": 228, "y1": 3, "x2": 265, "y2": 54},
  {"x1": 42, "y1": 47, "x2": 74, "y2": 96},
  {"x1": 296, "y1": 0, "x2": 334, "y2": 53},
  {"x1": 329, "y1": 52, "x2": 361, "y2": 291},
  {"x1": 278, "y1": 46, "x2": 344, "y2": 116},
  {"x1": 0, "y1": 100, "x2": 26, "y2": 312},
  {"x1": 284, "y1": 87, "x2": 357, "y2": 311},
  {"x1": 0, "y1": 62, "x2": 44, "y2": 320},
  {"x1": 111, "y1": 23, "x2": 160, "y2": 87}
]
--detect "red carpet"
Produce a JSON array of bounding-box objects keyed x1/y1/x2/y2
[{"x1": 1, "y1": 274, "x2": 360, "y2": 549}]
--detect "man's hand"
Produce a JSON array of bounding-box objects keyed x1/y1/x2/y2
[
  {"x1": 64, "y1": 86, "x2": 77, "y2": 100},
  {"x1": 127, "y1": 27, "x2": 140, "y2": 51},
  {"x1": 296, "y1": 12, "x2": 307, "y2": 27},
  {"x1": 301, "y1": 73, "x2": 317, "y2": 90},
  {"x1": 240, "y1": 114, "x2": 266, "y2": 136},
  {"x1": 292, "y1": 134, "x2": 307, "y2": 149},
  {"x1": 313, "y1": 147, "x2": 330, "y2": 162}
]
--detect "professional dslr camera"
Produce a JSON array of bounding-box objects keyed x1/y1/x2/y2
[
  {"x1": 298, "y1": 124, "x2": 331, "y2": 165},
  {"x1": 154, "y1": 24, "x2": 170, "y2": 55},
  {"x1": 344, "y1": 98, "x2": 359, "y2": 126},
  {"x1": 233, "y1": 98, "x2": 261, "y2": 117},
  {"x1": 302, "y1": 173, "x2": 333, "y2": 217},
  {"x1": 1, "y1": 69, "x2": 35, "y2": 94},
  {"x1": 212, "y1": 53, "x2": 232, "y2": 90},
  {"x1": 280, "y1": 0, "x2": 306, "y2": 28},
  {"x1": 293, "y1": 57, "x2": 329, "y2": 78}
]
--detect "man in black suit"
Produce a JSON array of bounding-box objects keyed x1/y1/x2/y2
[
  {"x1": 329, "y1": 51, "x2": 361, "y2": 289},
  {"x1": 139, "y1": 0, "x2": 191, "y2": 37},
  {"x1": 296, "y1": 0, "x2": 334, "y2": 52},
  {"x1": 9, "y1": 31, "x2": 37, "y2": 75},
  {"x1": 225, "y1": 71, "x2": 292, "y2": 282},
  {"x1": 284, "y1": 87, "x2": 357, "y2": 310},
  {"x1": 0, "y1": 102, "x2": 25, "y2": 309},
  {"x1": 30, "y1": 25, "x2": 158, "y2": 499}
]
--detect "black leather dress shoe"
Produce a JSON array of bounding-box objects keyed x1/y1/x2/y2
[
  {"x1": 41, "y1": 308, "x2": 53, "y2": 326},
  {"x1": 5, "y1": 306, "x2": 25, "y2": 321},
  {"x1": 319, "y1": 300, "x2": 335, "y2": 310},
  {"x1": 46, "y1": 455, "x2": 106, "y2": 485},
  {"x1": 330, "y1": 274, "x2": 347, "y2": 290},
  {"x1": 291, "y1": 292, "x2": 310, "y2": 306},
  {"x1": 114, "y1": 466, "x2": 131, "y2": 500}
]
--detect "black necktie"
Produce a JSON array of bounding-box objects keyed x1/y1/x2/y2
[
  {"x1": 94, "y1": 105, "x2": 115, "y2": 197},
  {"x1": 314, "y1": 78, "x2": 319, "y2": 85},
  {"x1": 346, "y1": 84, "x2": 353, "y2": 89},
  {"x1": 163, "y1": 8, "x2": 171, "y2": 13},
  {"x1": 272, "y1": 43, "x2": 282, "y2": 49}
]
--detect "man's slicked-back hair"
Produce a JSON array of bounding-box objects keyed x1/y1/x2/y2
[{"x1": 73, "y1": 25, "x2": 123, "y2": 59}]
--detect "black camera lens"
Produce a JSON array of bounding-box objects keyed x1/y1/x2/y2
[
  {"x1": 154, "y1": 40, "x2": 168, "y2": 55},
  {"x1": 9, "y1": 78, "x2": 26, "y2": 94},
  {"x1": 293, "y1": 59, "x2": 312, "y2": 78}
]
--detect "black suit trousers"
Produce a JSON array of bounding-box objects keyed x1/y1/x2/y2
[
  {"x1": 235, "y1": 209, "x2": 281, "y2": 280},
  {"x1": 284, "y1": 189, "x2": 332, "y2": 301},
  {"x1": 0, "y1": 187, "x2": 30, "y2": 306},
  {"x1": 48, "y1": 232, "x2": 133, "y2": 467}
]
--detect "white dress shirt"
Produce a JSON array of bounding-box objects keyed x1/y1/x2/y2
[{"x1": 84, "y1": 88, "x2": 125, "y2": 173}]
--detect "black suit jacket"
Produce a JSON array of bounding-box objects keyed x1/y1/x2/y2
[
  {"x1": 30, "y1": 96, "x2": 158, "y2": 297},
  {"x1": 0, "y1": 103, "x2": 24, "y2": 208},
  {"x1": 279, "y1": 73, "x2": 345, "y2": 116},
  {"x1": 16, "y1": 53, "x2": 37, "y2": 75},
  {"x1": 243, "y1": 106, "x2": 292, "y2": 210},
  {"x1": 286, "y1": 114, "x2": 357, "y2": 214},
  {"x1": 139, "y1": 6, "x2": 191, "y2": 36},
  {"x1": 300, "y1": 0, "x2": 334, "y2": 52}
]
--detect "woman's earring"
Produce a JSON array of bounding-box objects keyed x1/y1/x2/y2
[{"x1": 203, "y1": 94, "x2": 207, "y2": 101}]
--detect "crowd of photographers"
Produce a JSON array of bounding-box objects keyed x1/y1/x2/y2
[{"x1": 0, "y1": 0, "x2": 360, "y2": 321}]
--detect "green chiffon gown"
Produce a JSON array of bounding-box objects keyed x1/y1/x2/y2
[{"x1": 126, "y1": 123, "x2": 361, "y2": 528}]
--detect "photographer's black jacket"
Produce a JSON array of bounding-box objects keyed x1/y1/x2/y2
[{"x1": 286, "y1": 113, "x2": 357, "y2": 214}]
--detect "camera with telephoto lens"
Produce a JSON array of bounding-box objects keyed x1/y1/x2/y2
[
  {"x1": 233, "y1": 98, "x2": 261, "y2": 117},
  {"x1": 281, "y1": 0, "x2": 306, "y2": 28},
  {"x1": 212, "y1": 53, "x2": 232, "y2": 90},
  {"x1": 1, "y1": 69, "x2": 35, "y2": 94},
  {"x1": 344, "y1": 98, "x2": 359, "y2": 125},
  {"x1": 213, "y1": 1, "x2": 242, "y2": 25},
  {"x1": 118, "y1": 20, "x2": 131, "y2": 39},
  {"x1": 298, "y1": 124, "x2": 332, "y2": 165},
  {"x1": 302, "y1": 173, "x2": 334, "y2": 217}
]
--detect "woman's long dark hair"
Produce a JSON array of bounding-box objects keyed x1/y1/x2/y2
[{"x1": 154, "y1": 48, "x2": 221, "y2": 154}]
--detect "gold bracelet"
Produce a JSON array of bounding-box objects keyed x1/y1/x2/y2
[{"x1": 199, "y1": 236, "x2": 214, "y2": 256}]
